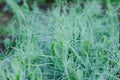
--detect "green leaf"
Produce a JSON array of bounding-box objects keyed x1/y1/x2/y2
[
  {"x1": 54, "y1": 41, "x2": 63, "y2": 58},
  {"x1": 51, "y1": 43, "x2": 55, "y2": 56},
  {"x1": 77, "y1": 69, "x2": 83, "y2": 80},
  {"x1": 4, "y1": 38, "x2": 12, "y2": 51},
  {"x1": 81, "y1": 40, "x2": 91, "y2": 56}
]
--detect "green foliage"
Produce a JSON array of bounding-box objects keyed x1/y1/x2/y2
[
  {"x1": 26, "y1": 0, "x2": 46, "y2": 4},
  {"x1": 0, "y1": 0, "x2": 4, "y2": 3},
  {"x1": 4, "y1": 38, "x2": 12, "y2": 52},
  {"x1": 0, "y1": 27, "x2": 10, "y2": 36},
  {"x1": 0, "y1": 0, "x2": 119, "y2": 80},
  {"x1": 102, "y1": 0, "x2": 120, "y2": 4}
]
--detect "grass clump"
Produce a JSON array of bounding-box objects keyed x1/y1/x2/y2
[{"x1": 0, "y1": 0, "x2": 119, "y2": 80}]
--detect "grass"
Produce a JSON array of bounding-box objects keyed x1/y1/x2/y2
[{"x1": 0, "y1": 0, "x2": 119, "y2": 80}]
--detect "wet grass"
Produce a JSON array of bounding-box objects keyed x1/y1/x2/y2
[{"x1": 0, "y1": 0, "x2": 119, "y2": 80}]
